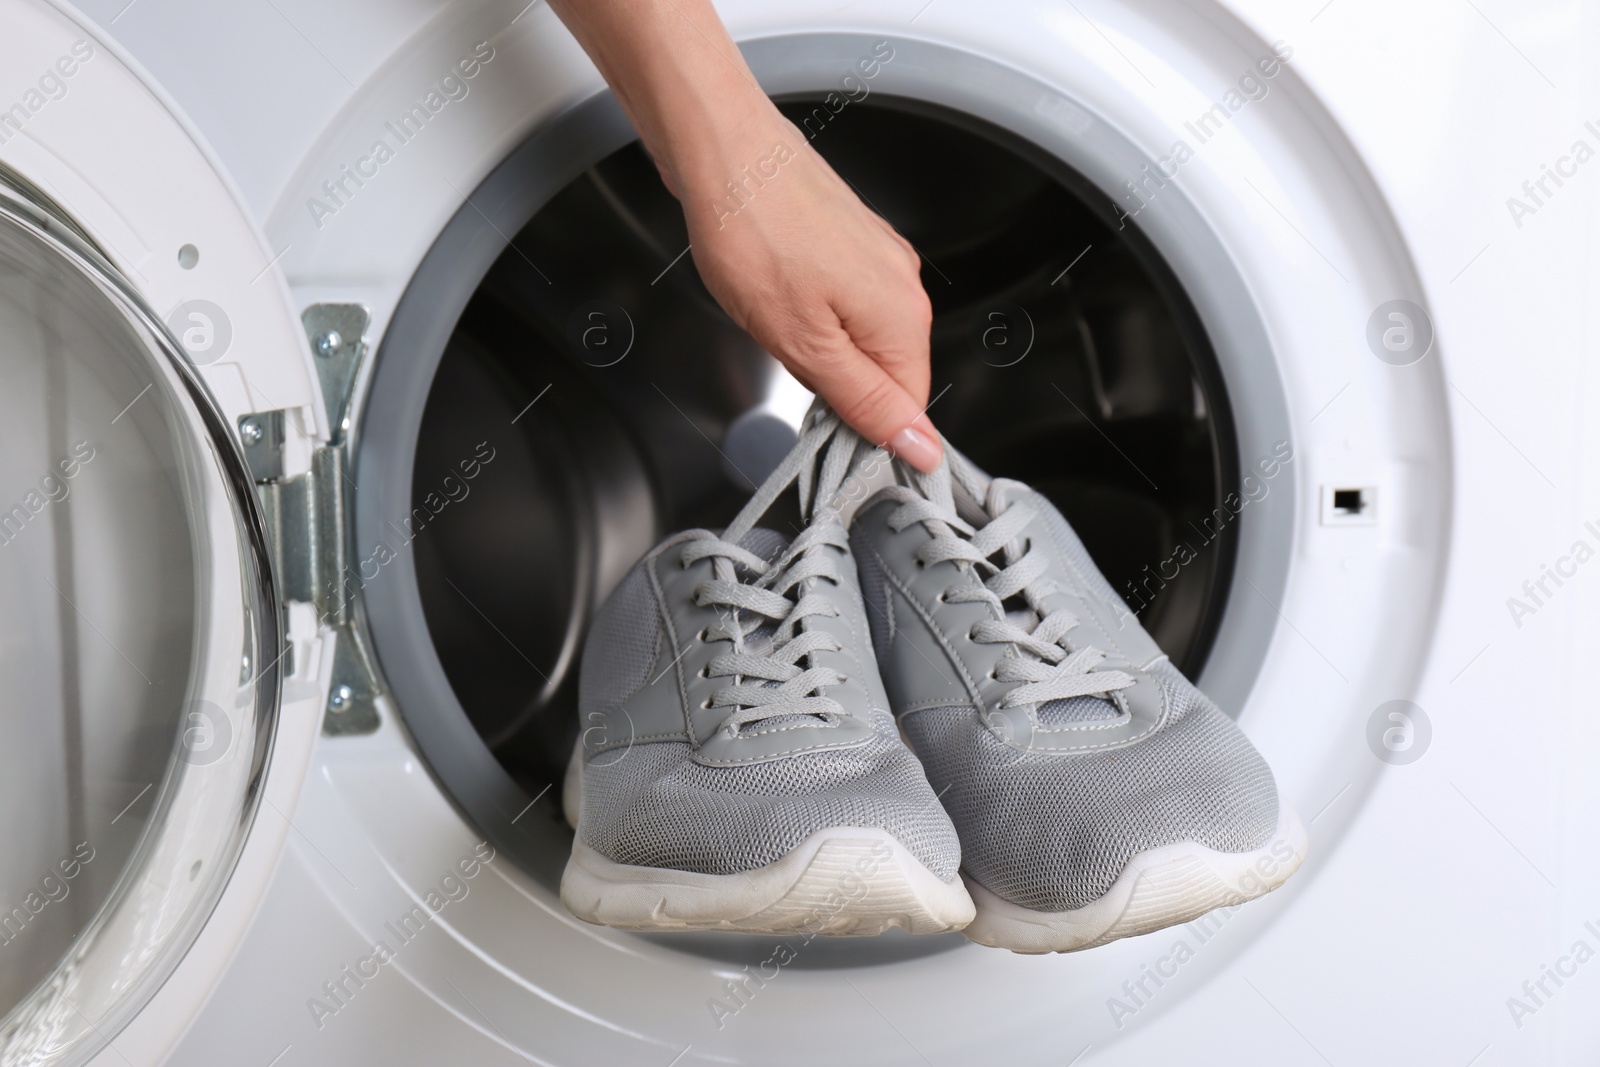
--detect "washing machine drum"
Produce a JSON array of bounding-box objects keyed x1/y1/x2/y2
[{"x1": 368, "y1": 96, "x2": 1240, "y2": 796}]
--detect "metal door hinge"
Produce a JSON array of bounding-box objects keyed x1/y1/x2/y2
[
  {"x1": 305, "y1": 302, "x2": 368, "y2": 445},
  {"x1": 250, "y1": 303, "x2": 384, "y2": 735},
  {"x1": 237, "y1": 410, "x2": 286, "y2": 481}
]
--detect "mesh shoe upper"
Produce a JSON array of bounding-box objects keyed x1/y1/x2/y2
[
  {"x1": 573, "y1": 411, "x2": 961, "y2": 882},
  {"x1": 849, "y1": 449, "x2": 1279, "y2": 912},
  {"x1": 582, "y1": 706, "x2": 960, "y2": 879},
  {"x1": 898, "y1": 664, "x2": 1276, "y2": 911}
]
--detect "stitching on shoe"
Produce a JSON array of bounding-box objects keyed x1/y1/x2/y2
[
  {"x1": 650, "y1": 548, "x2": 700, "y2": 746},
  {"x1": 866, "y1": 542, "x2": 982, "y2": 703},
  {"x1": 691, "y1": 735, "x2": 874, "y2": 764}
]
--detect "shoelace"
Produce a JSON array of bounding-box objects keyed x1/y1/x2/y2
[
  {"x1": 883, "y1": 454, "x2": 1136, "y2": 711},
  {"x1": 677, "y1": 406, "x2": 876, "y2": 737}
]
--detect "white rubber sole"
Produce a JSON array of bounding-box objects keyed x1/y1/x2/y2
[
  {"x1": 561, "y1": 738, "x2": 582, "y2": 831},
  {"x1": 961, "y1": 802, "x2": 1309, "y2": 954},
  {"x1": 559, "y1": 741, "x2": 974, "y2": 935},
  {"x1": 561, "y1": 828, "x2": 976, "y2": 935}
]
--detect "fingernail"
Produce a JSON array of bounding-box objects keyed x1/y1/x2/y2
[{"x1": 887, "y1": 419, "x2": 943, "y2": 473}]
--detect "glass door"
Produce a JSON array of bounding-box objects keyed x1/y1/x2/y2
[{"x1": 0, "y1": 180, "x2": 279, "y2": 1065}]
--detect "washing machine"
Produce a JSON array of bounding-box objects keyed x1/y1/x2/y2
[{"x1": 1, "y1": 0, "x2": 1595, "y2": 1063}]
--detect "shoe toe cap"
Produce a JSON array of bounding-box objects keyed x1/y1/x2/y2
[{"x1": 905, "y1": 701, "x2": 1279, "y2": 912}]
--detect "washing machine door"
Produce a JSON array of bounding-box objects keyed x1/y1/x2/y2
[
  {"x1": 0, "y1": 3, "x2": 330, "y2": 1060},
  {"x1": 0, "y1": 177, "x2": 280, "y2": 1062}
]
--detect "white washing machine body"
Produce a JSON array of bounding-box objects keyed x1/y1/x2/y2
[{"x1": 3, "y1": 0, "x2": 1594, "y2": 1065}]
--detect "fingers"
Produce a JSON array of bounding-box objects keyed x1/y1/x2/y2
[
  {"x1": 796, "y1": 329, "x2": 944, "y2": 472},
  {"x1": 833, "y1": 254, "x2": 933, "y2": 411},
  {"x1": 885, "y1": 414, "x2": 943, "y2": 473},
  {"x1": 672, "y1": 113, "x2": 944, "y2": 472}
]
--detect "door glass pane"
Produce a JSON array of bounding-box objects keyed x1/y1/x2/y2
[{"x1": 0, "y1": 189, "x2": 276, "y2": 1064}]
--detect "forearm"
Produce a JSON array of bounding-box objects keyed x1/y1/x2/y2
[
  {"x1": 546, "y1": 0, "x2": 943, "y2": 468},
  {"x1": 545, "y1": 0, "x2": 779, "y2": 199}
]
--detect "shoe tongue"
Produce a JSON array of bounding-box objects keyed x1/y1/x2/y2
[
  {"x1": 1004, "y1": 607, "x2": 1035, "y2": 629},
  {"x1": 727, "y1": 526, "x2": 826, "y2": 734},
  {"x1": 984, "y1": 485, "x2": 1115, "y2": 722},
  {"x1": 731, "y1": 527, "x2": 789, "y2": 656},
  {"x1": 736, "y1": 526, "x2": 789, "y2": 566},
  {"x1": 1037, "y1": 695, "x2": 1122, "y2": 723}
]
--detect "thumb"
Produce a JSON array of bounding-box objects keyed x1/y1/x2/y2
[{"x1": 797, "y1": 335, "x2": 944, "y2": 473}]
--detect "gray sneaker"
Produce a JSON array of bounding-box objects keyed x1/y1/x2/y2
[
  {"x1": 848, "y1": 446, "x2": 1306, "y2": 952},
  {"x1": 560, "y1": 411, "x2": 974, "y2": 935}
]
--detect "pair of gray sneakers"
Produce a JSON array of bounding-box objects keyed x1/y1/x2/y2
[{"x1": 561, "y1": 408, "x2": 1305, "y2": 952}]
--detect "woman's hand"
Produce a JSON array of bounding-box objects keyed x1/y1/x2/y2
[
  {"x1": 676, "y1": 106, "x2": 940, "y2": 469},
  {"x1": 547, "y1": 0, "x2": 943, "y2": 471}
]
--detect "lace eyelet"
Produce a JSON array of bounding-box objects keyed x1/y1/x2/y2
[
  {"x1": 697, "y1": 628, "x2": 710, "y2": 642},
  {"x1": 698, "y1": 664, "x2": 710, "y2": 678},
  {"x1": 914, "y1": 558, "x2": 926, "y2": 569},
  {"x1": 935, "y1": 591, "x2": 947, "y2": 604},
  {"x1": 700, "y1": 697, "x2": 714, "y2": 709}
]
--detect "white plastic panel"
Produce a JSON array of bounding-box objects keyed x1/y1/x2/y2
[{"x1": 0, "y1": 0, "x2": 325, "y2": 462}]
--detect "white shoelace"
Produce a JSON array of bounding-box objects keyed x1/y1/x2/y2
[
  {"x1": 679, "y1": 407, "x2": 875, "y2": 737},
  {"x1": 886, "y1": 457, "x2": 1136, "y2": 710}
]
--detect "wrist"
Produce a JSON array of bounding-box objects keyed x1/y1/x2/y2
[{"x1": 649, "y1": 89, "x2": 793, "y2": 200}]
